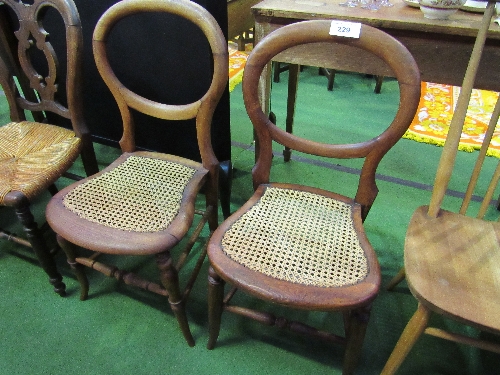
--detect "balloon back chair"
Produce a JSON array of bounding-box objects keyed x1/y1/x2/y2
[
  {"x1": 0, "y1": 0, "x2": 98, "y2": 296},
  {"x1": 45, "y1": 0, "x2": 228, "y2": 346},
  {"x1": 206, "y1": 20, "x2": 421, "y2": 374},
  {"x1": 382, "y1": 2, "x2": 500, "y2": 373}
]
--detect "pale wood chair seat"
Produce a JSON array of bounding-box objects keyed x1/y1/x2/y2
[
  {"x1": 0, "y1": 121, "x2": 81, "y2": 203},
  {"x1": 47, "y1": 151, "x2": 209, "y2": 255},
  {"x1": 212, "y1": 183, "x2": 379, "y2": 309},
  {"x1": 405, "y1": 205, "x2": 500, "y2": 335}
]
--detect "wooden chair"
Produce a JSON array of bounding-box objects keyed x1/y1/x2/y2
[
  {"x1": 381, "y1": 2, "x2": 500, "y2": 373},
  {"x1": 45, "y1": 0, "x2": 227, "y2": 347},
  {"x1": 206, "y1": 20, "x2": 421, "y2": 374},
  {"x1": 0, "y1": 0, "x2": 98, "y2": 296}
]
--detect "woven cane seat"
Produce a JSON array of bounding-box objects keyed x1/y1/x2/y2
[
  {"x1": 0, "y1": 121, "x2": 81, "y2": 203},
  {"x1": 62, "y1": 155, "x2": 197, "y2": 233},
  {"x1": 221, "y1": 186, "x2": 369, "y2": 288}
]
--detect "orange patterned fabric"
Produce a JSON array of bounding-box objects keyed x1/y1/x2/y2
[
  {"x1": 0, "y1": 121, "x2": 81, "y2": 203},
  {"x1": 404, "y1": 82, "x2": 500, "y2": 158},
  {"x1": 228, "y1": 42, "x2": 250, "y2": 92}
]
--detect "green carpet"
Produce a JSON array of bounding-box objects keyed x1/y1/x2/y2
[{"x1": 1, "y1": 68, "x2": 499, "y2": 375}]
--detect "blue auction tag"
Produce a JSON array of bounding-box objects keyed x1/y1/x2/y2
[{"x1": 329, "y1": 20, "x2": 361, "y2": 38}]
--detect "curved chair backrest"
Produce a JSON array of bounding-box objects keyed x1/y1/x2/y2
[
  {"x1": 0, "y1": 0, "x2": 87, "y2": 135},
  {"x1": 92, "y1": 0, "x2": 228, "y2": 172},
  {"x1": 243, "y1": 20, "x2": 421, "y2": 219}
]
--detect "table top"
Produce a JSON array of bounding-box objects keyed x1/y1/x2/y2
[{"x1": 252, "y1": 0, "x2": 500, "y2": 39}]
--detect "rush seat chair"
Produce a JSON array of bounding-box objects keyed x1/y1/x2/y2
[{"x1": 0, "y1": 0, "x2": 98, "y2": 296}]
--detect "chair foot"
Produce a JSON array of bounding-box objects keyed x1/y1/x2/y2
[
  {"x1": 57, "y1": 235, "x2": 88, "y2": 300},
  {"x1": 380, "y1": 303, "x2": 430, "y2": 375},
  {"x1": 207, "y1": 266, "x2": 225, "y2": 349},
  {"x1": 50, "y1": 276, "x2": 67, "y2": 297},
  {"x1": 170, "y1": 299, "x2": 196, "y2": 347},
  {"x1": 156, "y1": 252, "x2": 195, "y2": 346},
  {"x1": 12, "y1": 196, "x2": 66, "y2": 296},
  {"x1": 283, "y1": 148, "x2": 291, "y2": 162},
  {"x1": 342, "y1": 307, "x2": 370, "y2": 375}
]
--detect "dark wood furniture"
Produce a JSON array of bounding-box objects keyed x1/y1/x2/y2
[
  {"x1": 382, "y1": 3, "x2": 500, "y2": 373},
  {"x1": 0, "y1": 0, "x2": 98, "y2": 296},
  {"x1": 227, "y1": 0, "x2": 260, "y2": 40},
  {"x1": 206, "y1": 20, "x2": 421, "y2": 375},
  {"x1": 45, "y1": 0, "x2": 228, "y2": 347}
]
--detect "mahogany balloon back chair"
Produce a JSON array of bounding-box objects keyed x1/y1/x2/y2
[
  {"x1": 0, "y1": 0, "x2": 98, "y2": 296},
  {"x1": 382, "y1": 2, "x2": 500, "y2": 373},
  {"x1": 45, "y1": 0, "x2": 228, "y2": 346},
  {"x1": 206, "y1": 20, "x2": 421, "y2": 374}
]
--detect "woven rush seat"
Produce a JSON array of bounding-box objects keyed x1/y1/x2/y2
[
  {"x1": 0, "y1": 121, "x2": 81, "y2": 203},
  {"x1": 221, "y1": 186, "x2": 368, "y2": 288}
]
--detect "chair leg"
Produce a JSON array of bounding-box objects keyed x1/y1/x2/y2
[
  {"x1": 80, "y1": 134, "x2": 99, "y2": 176},
  {"x1": 342, "y1": 307, "x2": 371, "y2": 375},
  {"x1": 219, "y1": 160, "x2": 233, "y2": 219},
  {"x1": 207, "y1": 265, "x2": 225, "y2": 349},
  {"x1": 14, "y1": 201, "x2": 66, "y2": 296},
  {"x1": 57, "y1": 235, "x2": 88, "y2": 300},
  {"x1": 156, "y1": 251, "x2": 195, "y2": 347},
  {"x1": 319, "y1": 68, "x2": 336, "y2": 91},
  {"x1": 273, "y1": 62, "x2": 282, "y2": 83},
  {"x1": 284, "y1": 63, "x2": 300, "y2": 162},
  {"x1": 386, "y1": 267, "x2": 406, "y2": 291},
  {"x1": 374, "y1": 76, "x2": 384, "y2": 94},
  {"x1": 380, "y1": 303, "x2": 430, "y2": 375}
]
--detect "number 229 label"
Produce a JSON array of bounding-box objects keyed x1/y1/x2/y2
[{"x1": 329, "y1": 20, "x2": 361, "y2": 38}]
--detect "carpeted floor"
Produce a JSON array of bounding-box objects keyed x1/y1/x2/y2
[{"x1": 1, "y1": 66, "x2": 500, "y2": 375}]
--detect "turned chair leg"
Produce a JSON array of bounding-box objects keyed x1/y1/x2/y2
[
  {"x1": 342, "y1": 307, "x2": 370, "y2": 375},
  {"x1": 156, "y1": 251, "x2": 195, "y2": 347},
  {"x1": 207, "y1": 265, "x2": 225, "y2": 349},
  {"x1": 57, "y1": 234, "x2": 88, "y2": 300},
  {"x1": 380, "y1": 303, "x2": 430, "y2": 375},
  {"x1": 13, "y1": 198, "x2": 65, "y2": 296}
]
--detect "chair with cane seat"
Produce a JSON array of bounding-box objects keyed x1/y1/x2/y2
[
  {"x1": 45, "y1": 0, "x2": 228, "y2": 346},
  {"x1": 0, "y1": 0, "x2": 98, "y2": 296},
  {"x1": 381, "y1": 2, "x2": 500, "y2": 373},
  {"x1": 206, "y1": 20, "x2": 421, "y2": 374}
]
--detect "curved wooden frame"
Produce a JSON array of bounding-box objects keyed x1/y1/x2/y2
[
  {"x1": 0, "y1": 0, "x2": 97, "y2": 174},
  {"x1": 45, "y1": 0, "x2": 228, "y2": 347},
  {"x1": 207, "y1": 20, "x2": 421, "y2": 375},
  {"x1": 244, "y1": 21, "x2": 421, "y2": 217}
]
